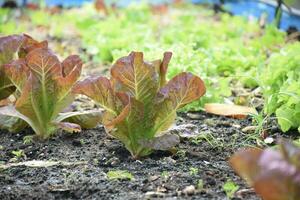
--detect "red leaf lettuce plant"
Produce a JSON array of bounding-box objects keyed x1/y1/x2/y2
[
  {"x1": 74, "y1": 52, "x2": 206, "y2": 158},
  {"x1": 230, "y1": 140, "x2": 300, "y2": 200},
  {"x1": 0, "y1": 34, "x2": 101, "y2": 139}
]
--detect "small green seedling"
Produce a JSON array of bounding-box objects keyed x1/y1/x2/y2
[
  {"x1": 197, "y1": 179, "x2": 204, "y2": 190},
  {"x1": 11, "y1": 150, "x2": 25, "y2": 159},
  {"x1": 161, "y1": 171, "x2": 169, "y2": 180},
  {"x1": 175, "y1": 149, "x2": 186, "y2": 158},
  {"x1": 190, "y1": 131, "x2": 223, "y2": 148},
  {"x1": 189, "y1": 167, "x2": 199, "y2": 176},
  {"x1": 107, "y1": 170, "x2": 134, "y2": 181},
  {"x1": 23, "y1": 136, "x2": 34, "y2": 145},
  {"x1": 223, "y1": 180, "x2": 239, "y2": 199}
]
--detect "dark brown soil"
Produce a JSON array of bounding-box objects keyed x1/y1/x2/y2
[{"x1": 0, "y1": 112, "x2": 293, "y2": 200}]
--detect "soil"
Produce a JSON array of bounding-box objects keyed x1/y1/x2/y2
[{"x1": 1, "y1": 111, "x2": 296, "y2": 200}]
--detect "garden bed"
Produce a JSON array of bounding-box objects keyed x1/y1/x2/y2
[{"x1": 1, "y1": 111, "x2": 296, "y2": 200}]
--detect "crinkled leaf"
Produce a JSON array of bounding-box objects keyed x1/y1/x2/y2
[
  {"x1": 229, "y1": 148, "x2": 263, "y2": 185},
  {"x1": 0, "y1": 35, "x2": 24, "y2": 64},
  {"x1": 74, "y1": 76, "x2": 118, "y2": 115},
  {"x1": 230, "y1": 141, "x2": 300, "y2": 200},
  {"x1": 111, "y1": 52, "x2": 159, "y2": 107},
  {"x1": 0, "y1": 34, "x2": 48, "y2": 100},
  {"x1": 77, "y1": 52, "x2": 205, "y2": 158},
  {"x1": 4, "y1": 59, "x2": 30, "y2": 93},
  {"x1": 154, "y1": 72, "x2": 206, "y2": 133},
  {"x1": 158, "y1": 51, "x2": 172, "y2": 87},
  {"x1": 2, "y1": 47, "x2": 83, "y2": 138},
  {"x1": 0, "y1": 35, "x2": 24, "y2": 100},
  {"x1": 18, "y1": 34, "x2": 48, "y2": 58}
]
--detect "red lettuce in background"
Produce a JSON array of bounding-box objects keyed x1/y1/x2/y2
[
  {"x1": 0, "y1": 35, "x2": 24, "y2": 100},
  {"x1": 230, "y1": 140, "x2": 300, "y2": 200},
  {"x1": 74, "y1": 52, "x2": 206, "y2": 158},
  {"x1": 0, "y1": 34, "x2": 101, "y2": 139},
  {"x1": 0, "y1": 34, "x2": 49, "y2": 101}
]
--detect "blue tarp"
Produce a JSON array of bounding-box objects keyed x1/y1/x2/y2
[
  {"x1": 1, "y1": 0, "x2": 300, "y2": 30},
  {"x1": 45, "y1": 0, "x2": 300, "y2": 29},
  {"x1": 192, "y1": 0, "x2": 300, "y2": 30}
]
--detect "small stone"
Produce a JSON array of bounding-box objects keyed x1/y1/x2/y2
[
  {"x1": 204, "y1": 119, "x2": 215, "y2": 126},
  {"x1": 142, "y1": 184, "x2": 154, "y2": 192},
  {"x1": 157, "y1": 186, "x2": 167, "y2": 193},
  {"x1": 242, "y1": 126, "x2": 257, "y2": 133},
  {"x1": 169, "y1": 124, "x2": 199, "y2": 138},
  {"x1": 163, "y1": 157, "x2": 176, "y2": 164},
  {"x1": 232, "y1": 124, "x2": 241, "y2": 129},
  {"x1": 187, "y1": 112, "x2": 202, "y2": 120},
  {"x1": 182, "y1": 185, "x2": 196, "y2": 195},
  {"x1": 144, "y1": 191, "x2": 166, "y2": 198},
  {"x1": 105, "y1": 157, "x2": 120, "y2": 166},
  {"x1": 149, "y1": 175, "x2": 159, "y2": 182},
  {"x1": 264, "y1": 137, "x2": 274, "y2": 144}
]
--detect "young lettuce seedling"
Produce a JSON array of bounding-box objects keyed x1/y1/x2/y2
[
  {"x1": 74, "y1": 52, "x2": 206, "y2": 158},
  {"x1": 0, "y1": 34, "x2": 101, "y2": 139},
  {"x1": 230, "y1": 140, "x2": 300, "y2": 200}
]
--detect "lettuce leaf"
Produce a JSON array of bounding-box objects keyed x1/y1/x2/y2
[
  {"x1": 0, "y1": 35, "x2": 23, "y2": 100},
  {"x1": 230, "y1": 141, "x2": 300, "y2": 200},
  {"x1": 75, "y1": 51, "x2": 206, "y2": 158},
  {"x1": 0, "y1": 35, "x2": 101, "y2": 139}
]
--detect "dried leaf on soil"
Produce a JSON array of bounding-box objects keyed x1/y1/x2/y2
[{"x1": 204, "y1": 103, "x2": 257, "y2": 119}]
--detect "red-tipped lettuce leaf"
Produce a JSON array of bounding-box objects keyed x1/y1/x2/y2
[
  {"x1": 0, "y1": 35, "x2": 24, "y2": 100},
  {"x1": 0, "y1": 34, "x2": 49, "y2": 101},
  {"x1": 154, "y1": 72, "x2": 206, "y2": 133},
  {"x1": 111, "y1": 52, "x2": 159, "y2": 108},
  {"x1": 74, "y1": 76, "x2": 119, "y2": 115},
  {"x1": 0, "y1": 44, "x2": 96, "y2": 138},
  {"x1": 230, "y1": 141, "x2": 300, "y2": 200},
  {"x1": 75, "y1": 52, "x2": 206, "y2": 158}
]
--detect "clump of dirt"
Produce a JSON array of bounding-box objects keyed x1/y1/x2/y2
[{"x1": 0, "y1": 112, "x2": 295, "y2": 200}]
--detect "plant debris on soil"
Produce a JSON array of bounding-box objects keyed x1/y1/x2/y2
[{"x1": 1, "y1": 111, "x2": 296, "y2": 200}]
